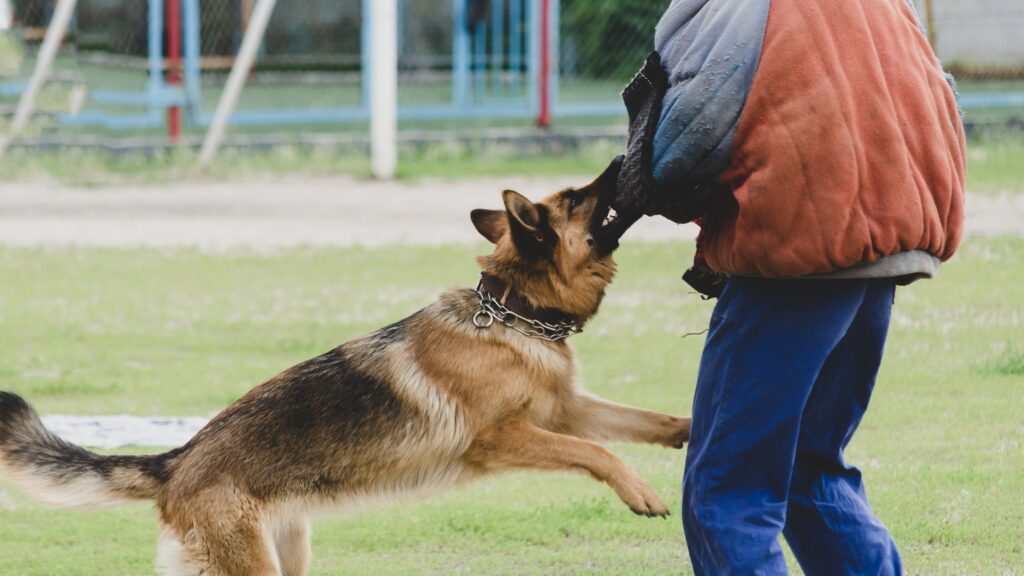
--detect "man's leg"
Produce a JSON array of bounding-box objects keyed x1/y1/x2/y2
[
  {"x1": 682, "y1": 278, "x2": 870, "y2": 575},
  {"x1": 783, "y1": 280, "x2": 902, "y2": 575}
]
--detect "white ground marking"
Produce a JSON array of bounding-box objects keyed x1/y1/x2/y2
[{"x1": 41, "y1": 415, "x2": 208, "y2": 449}]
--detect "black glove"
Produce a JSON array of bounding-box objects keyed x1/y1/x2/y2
[
  {"x1": 615, "y1": 51, "x2": 725, "y2": 225},
  {"x1": 615, "y1": 51, "x2": 669, "y2": 218}
]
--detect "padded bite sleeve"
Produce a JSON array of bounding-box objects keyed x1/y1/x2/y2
[{"x1": 616, "y1": 51, "x2": 669, "y2": 218}]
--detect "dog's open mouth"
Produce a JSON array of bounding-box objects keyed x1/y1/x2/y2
[{"x1": 592, "y1": 199, "x2": 641, "y2": 254}]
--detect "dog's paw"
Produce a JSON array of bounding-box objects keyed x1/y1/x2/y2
[
  {"x1": 660, "y1": 416, "x2": 691, "y2": 449},
  {"x1": 612, "y1": 475, "x2": 670, "y2": 518}
]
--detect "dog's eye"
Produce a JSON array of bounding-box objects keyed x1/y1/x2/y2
[{"x1": 567, "y1": 193, "x2": 582, "y2": 214}]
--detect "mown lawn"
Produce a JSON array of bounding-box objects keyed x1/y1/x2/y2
[{"x1": 0, "y1": 238, "x2": 1022, "y2": 575}]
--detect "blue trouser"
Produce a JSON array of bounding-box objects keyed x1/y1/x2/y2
[{"x1": 683, "y1": 277, "x2": 903, "y2": 576}]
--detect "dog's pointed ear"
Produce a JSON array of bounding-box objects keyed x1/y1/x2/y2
[
  {"x1": 471, "y1": 209, "x2": 508, "y2": 244},
  {"x1": 502, "y1": 189, "x2": 548, "y2": 254}
]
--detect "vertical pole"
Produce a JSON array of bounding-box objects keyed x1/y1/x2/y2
[
  {"x1": 509, "y1": 0, "x2": 521, "y2": 96},
  {"x1": 550, "y1": 0, "x2": 559, "y2": 116},
  {"x1": 452, "y1": 0, "x2": 469, "y2": 106},
  {"x1": 474, "y1": 20, "x2": 486, "y2": 100},
  {"x1": 370, "y1": 0, "x2": 398, "y2": 179},
  {"x1": 536, "y1": 0, "x2": 549, "y2": 128},
  {"x1": 182, "y1": 0, "x2": 201, "y2": 122},
  {"x1": 0, "y1": 0, "x2": 12, "y2": 30},
  {"x1": 148, "y1": 0, "x2": 164, "y2": 99},
  {"x1": 527, "y1": 0, "x2": 539, "y2": 112},
  {"x1": 166, "y1": 0, "x2": 182, "y2": 143},
  {"x1": 491, "y1": 0, "x2": 504, "y2": 97},
  {"x1": 198, "y1": 0, "x2": 276, "y2": 167},
  {"x1": 0, "y1": 0, "x2": 78, "y2": 157}
]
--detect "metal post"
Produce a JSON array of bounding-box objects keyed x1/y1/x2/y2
[
  {"x1": 550, "y1": 0, "x2": 559, "y2": 118},
  {"x1": 147, "y1": 0, "x2": 164, "y2": 100},
  {"x1": 509, "y1": 0, "x2": 521, "y2": 95},
  {"x1": 182, "y1": 0, "x2": 201, "y2": 122},
  {"x1": 0, "y1": 0, "x2": 78, "y2": 157},
  {"x1": 474, "y1": 20, "x2": 486, "y2": 100},
  {"x1": 167, "y1": 0, "x2": 182, "y2": 142},
  {"x1": 199, "y1": 0, "x2": 277, "y2": 167},
  {"x1": 536, "y1": 0, "x2": 550, "y2": 127},
  {"x1": 527, "y1": 0, "x2": 539, "y2": 113},
  {"x1": 491, "y1": 0, "x2": 504, "y2": 97},
  {"x1": 0, "y1": 0, "x2": 12, "y2": 30},
  {"x1": 370, "y1": 0, "x2": 398, "y2": 179},
  {"x1": 452, "y1": 0, "x2": 469, "y2": 106}
]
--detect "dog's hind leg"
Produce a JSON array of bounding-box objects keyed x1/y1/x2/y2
[
  {"x1": 158, "y1": 515, "x2": 281, "y2": 576},
  {"x1": 164, "y1": 491, "x2": 281, "y2": 576},
  {"x1": 201, "y1": 514, "x2": 280, "y2": 576},
  {"x1": 273, "y1": 514, "x2": 311, "y2": 576}
]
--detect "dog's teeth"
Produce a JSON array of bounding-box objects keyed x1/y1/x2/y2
[{"x1": 601, "y1": 207, "x2": 619, "y2": 229}]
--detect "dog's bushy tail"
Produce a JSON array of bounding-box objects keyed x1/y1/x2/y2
[{"x1": 0, "y1": 391, "x2": 175, "y2": 509}]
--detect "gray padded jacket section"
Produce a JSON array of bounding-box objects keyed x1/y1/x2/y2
[{"x1": 650, "y1": 0, "x2": 771, "y2": 188}]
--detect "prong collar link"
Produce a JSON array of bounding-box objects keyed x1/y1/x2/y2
[{"x1": 472, "y1": 273, "x2": 582, "y2": 342}]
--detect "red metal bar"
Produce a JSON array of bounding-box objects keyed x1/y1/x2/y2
[
  {"x1": 537, "y1": 0, "x2": 551, "y2": 128},
  {"x1": 167, "y1": 0, "x2": 182, "y2": 143}
]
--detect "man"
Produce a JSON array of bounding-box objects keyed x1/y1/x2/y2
[{"x1": 613, "y1": 0, "x2": 965, "y2": 574}]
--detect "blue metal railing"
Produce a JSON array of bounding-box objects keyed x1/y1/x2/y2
[
  {"x1": 176, "y1": 0, "x2": 537, "y2": 129},
  {"x1": 5, "y1": 0, "x2": 1019, "y2": 134}
]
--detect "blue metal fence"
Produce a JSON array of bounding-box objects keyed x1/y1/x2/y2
[
  {"x1": 55, "y1": 0, "x2": 544, "y2": 130},
  {"x1": 60, "y1": 0, "x2": 201, "y2": 129}
]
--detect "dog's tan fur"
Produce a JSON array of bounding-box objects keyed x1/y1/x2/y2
[{"x1": 0, "y1": 161, "x2": 690, "y2": 575}]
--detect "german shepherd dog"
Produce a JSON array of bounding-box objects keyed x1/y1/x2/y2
[{"x1": 0, "y1": 159, "x2": 691, "y2": 576}]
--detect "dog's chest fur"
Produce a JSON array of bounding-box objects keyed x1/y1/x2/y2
[{"x1": 394, "y1": 289, "x2": 578, "y2": 436}]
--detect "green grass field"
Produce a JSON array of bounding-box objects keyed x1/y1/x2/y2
[{"x1": 1, "y1": 237, "x2": 1022, "y2": 575}]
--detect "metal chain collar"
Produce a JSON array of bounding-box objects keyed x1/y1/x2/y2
[{"x1": 472, "y1": 274, "x2": 582, "y2": 342}]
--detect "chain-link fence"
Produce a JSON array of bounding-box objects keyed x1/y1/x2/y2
[
  {"x1": 0, "y1": 0, "x2": 1021, "y2": 149},
  {"x1": 557, "y1": 0, "x2": 666, "y2": 110},
  {"x1": 198, "y1": 0, "x2": 365, "y2": 125},
  {"x1": 929, "y1": 0, "x2": 1024, "y2": 78}
]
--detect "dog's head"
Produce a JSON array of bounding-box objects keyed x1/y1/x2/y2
[{"x1": 471, "y1": 157, "x2": 639, "y2": 324}]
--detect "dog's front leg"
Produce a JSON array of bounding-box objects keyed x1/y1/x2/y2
[
  {"x1": 465, "y1": 419, "x2": 669, "y2": 517},
  {"x1": 552, "y1": 393, "x2": 691, "y2": 448}
]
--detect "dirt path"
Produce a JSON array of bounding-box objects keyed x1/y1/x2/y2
[
  {"x1": 3, "y1": 174, "x2": 1019, "y2": 248},
  {"x1": 0, "y1": 175, "x2": 692, "y2": 248}
]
